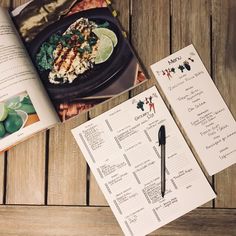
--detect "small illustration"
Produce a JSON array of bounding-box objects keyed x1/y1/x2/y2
[
  {"x1": 145, "y1": 96, "x2": 156, "y2": 113},
  {"x1": 178, "y1": 64, "x2": 185, "y2": 73},
  {"x1": 183, "y1": 60, "x2": 191, "y2": 71},
  {"x1": 166, "y1": 69, "x2": 172, "y2": 80},
  {"x1": 133, "y1": 93, "x2": 157, "y2": 113},
  {"x1": 188, "y1": 57, "x2": 194, "y2": 62},
  {"x1": 0, "y1": 92, "x2": 39, "y2": 139},
  {"x1": 137, "y1": 100, "x2": 145, "y2": 111},
  {"x1": 156, "y1": 52, "x2": 196, "y2": 79}
]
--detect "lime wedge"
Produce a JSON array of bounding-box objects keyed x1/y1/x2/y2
[
  {"x1": 93, "y1": 28, "x2": 118, "y2": 47},
  {"x1": 7, "y1": 102, "x2": 21, "y2": 110},
  {"x1": 0, "y1": 103, "x2": 8, "y2": 121},
  {"x1": 95, "y1": 35, "x2": 114, "y2": 64}
]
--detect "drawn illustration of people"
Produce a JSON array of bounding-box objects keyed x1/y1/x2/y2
[
  {"x1": 166, "y1": 69, "x2": 172, "y2": 80},
  {"x1": 145, "y1": 96, "x2": 156, "y2": 113}
]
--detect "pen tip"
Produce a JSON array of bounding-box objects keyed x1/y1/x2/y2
[{"x1": 161, "y1": 192, "x2": 165, "y2": 198}]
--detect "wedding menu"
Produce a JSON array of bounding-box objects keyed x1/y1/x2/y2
[
  {"x1": 72, "y1": 86, "x2": 216, "y2": 236},
  {"x1": 151, "y1": 45, "x2": 236, "y2": 175}
]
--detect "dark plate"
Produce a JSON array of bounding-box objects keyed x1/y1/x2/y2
[{"x1": 28, "y1": 8, "x2": 133, "y2": 101}]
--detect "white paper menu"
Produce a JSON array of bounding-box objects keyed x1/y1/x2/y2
[
  {"x1": 72, "y1": 86, "x2": 215, "y2": 236},
  {"x1": 151, "y1": 45, "x2": 236, "y2": 176}
]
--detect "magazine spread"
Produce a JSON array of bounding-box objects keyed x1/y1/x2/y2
[
  {"x1": 72, "y1": 86, "x2": 216, "y2": 236},
  {"x1": 12, "y1": 0, "x2": 147, "y2": 122},
  {"x1": 0, "y1": 0, "x2": 148, "y2": 152},
  {"x1": 0, "y1": 8, "x2": 58, "y2": 152},
  {"x1": 151, "y1": 45, "x2": 236, "y2": 175}
]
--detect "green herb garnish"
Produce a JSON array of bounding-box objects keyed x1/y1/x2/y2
[{"x1": 97, "y1": 21, "x2": 110, "y2": 28}]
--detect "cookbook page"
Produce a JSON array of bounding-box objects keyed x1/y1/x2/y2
[
  {"x1": 12, "y1": 0, "x2": 147, "y2": 122},
  {"x1": 151, "y1": 44, "x2": 236, "y2": 175},
  {"x1": 0, "y1": 8, "x2": 59, "y2": 152},
  {"x1": 72, "y1": 86, "x2": 216, "y2": 236}
]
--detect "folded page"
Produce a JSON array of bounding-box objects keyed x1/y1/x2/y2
[{"x1": 72, "y1": 86, "x2": 216, "y2": 236}]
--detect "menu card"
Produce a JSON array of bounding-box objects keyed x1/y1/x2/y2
[
  {"x1": 72, "y1": 86, "x2": 216, "y2": 236},
  {"x1": 151, "y1": 45, "x2": 236, "y2": 175}
]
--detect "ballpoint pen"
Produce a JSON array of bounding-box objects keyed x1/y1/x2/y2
[{"x1": 158, "y1": 125, "x2": 166, "y2": 198}]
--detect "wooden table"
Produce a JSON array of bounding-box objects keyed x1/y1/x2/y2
[{"x1": 0, "y1": 0, "x2": 235, "y2": 235}]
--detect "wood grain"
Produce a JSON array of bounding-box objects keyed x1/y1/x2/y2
[
  {"x1": 0, "y1": 0, "x2": 11, "y2": 8},
  {"x1": 0, "y1": 153, "x2": 4, "y2": 204},
  {"x1": 131, "y1": 0, "x2": 170, "y2": 79},
  {"x1": 112, "y1": 0, "x2": 130, "y2": 33},
  {"x1": 170, "y1": 0, "x2": 213, "y2": 207},
  {"x1": 89, "y1": 173, "x2": 107, "y2": 206},
  {"x1": 47, "y1": 114, "x2": 88, "y2": 205},
  {"x1": 0, "y1": 206, "x2": 235, "y2": 236},
  {"x1": 88, "y1": 0, "x2": 130, "y2": 206},
  {"x1": 6, "y1": 132, "x2": 46, "y2": 204},
  {"x1": 11, "y1": 0, "x2": 28, "y2": 9},
  {"x1": 0, "y1": 0, "x2": 235, "y2": 235},
  {"x1": 212, "y1": 0, "x2": 236, "y2": 208},
  {"x1": 130, "y1": 0, "x2": 170, "y2": 98}
]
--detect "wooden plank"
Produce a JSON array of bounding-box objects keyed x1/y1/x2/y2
[
  {"x1": 89, "y1": 172, "x2": 107, "y2": 205},
  {"x1": 130, "y1": 0, "x2": 170, "y2": 131},
  {"x1": 131, "y1": 0, "x2": 170, "y2": 81},
  {"x1": 0, "y1": 206, "x2": 235, "y2": 236},
  {"x1": 88, "y1": 0, "x2": 130, "y2": 206},
  {"x1": 112, "y1": 0, "x2": 130, "y2": 33},
  {"x1": 212, "y1": 0, "x2": 236, "y2": 208},
  {"x1": 0, "y1": 153, "x2": 4, "y2": 204},
  {"x1": 130, "y1": 0, "x2": 170, "y2": 99},
  {"x1": 0, "y1": 0, "x2": 11, "y2": 8},
  {"x1": 171, "y1": 0, "x2": 211, "y2": 68},
  {"x1": 47, "y1": 115, "x2": 88, "y2": 205},
  {"x1": 171, "y1": 0, "x2": 213, "y2": 207},
  {"x1": 11, "y1": 0, "x2": 28, "y2": 9},
  {"x1": 6, "y1": 132, "x2": 46, "y2": 204}
]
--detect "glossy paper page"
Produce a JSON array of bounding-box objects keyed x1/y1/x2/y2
[
  {"x1": 0, "y1": 8, "x2": 58, "y2": 152},
  {"x1": 12, "y1": 0, "x2": 148, "y2": 122}
]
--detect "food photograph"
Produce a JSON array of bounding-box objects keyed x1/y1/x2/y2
[
  {"x1": 14, "y1": 0, "x2": 147, "y2": 121},
  {"x1": 0, "y1": 91, "x2": 39, "y2": 139}
]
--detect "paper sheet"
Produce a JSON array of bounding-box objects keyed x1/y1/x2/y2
[
  {"x1": 151, "y1": 45, "x2": 236, "y2": 175},
  {"x1": 72, "y1": 86, "x2": 216, "y2": 236}
]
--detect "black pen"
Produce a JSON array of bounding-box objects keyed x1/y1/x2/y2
[{"x1": 158, "y1": 125, "x2": 166, "y2": 198}]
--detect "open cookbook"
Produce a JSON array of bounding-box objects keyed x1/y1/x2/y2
[{"x1": 0, "y1": 0, "x2": 147, "y2": 152}]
